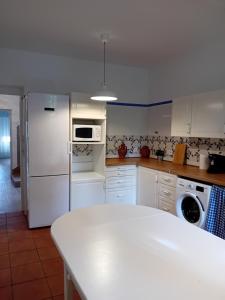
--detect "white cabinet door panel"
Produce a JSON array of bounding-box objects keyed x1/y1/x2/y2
[
  {"x1": 71, "y1": 181, "x2": 105, "y2": 210},
  {"x1": 28, "y1": 175, "x2": 69, "y2": 228},
  {"x1": 106, "y1": 189, "x2": 136, "y2": 205},
  {"x1": 28, "y1": 93, "x2": 70, "y2": 176},
  {"x1": 137, "y1": 167, "x2": 158, "y2": 208},
  {"x1": 191, "y1": 90, "x2": 225, "y2": 138},
  {"x1": 171, "y1": 97, "x2": 192, "y2": 137}
]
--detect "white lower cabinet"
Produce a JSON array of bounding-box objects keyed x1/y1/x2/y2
[
  {"x1": 71, "y1": 181, "x2": 105, "y2": 210},
  {"x1": 157, "y1": 171, "x2": 177, "y2": 214},
  {"x1": 105, "y1": 165, "x2": 136, "y2": 205},
  {"x1": 137, "y1": 167, "x2": 177, "y2": 214},
  {"x1": 137, "y1": 167, "x2": 158, "y2": 207}
]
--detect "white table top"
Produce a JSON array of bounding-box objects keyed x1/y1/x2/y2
[{"x1": 51, "y1": 204, "x2": 225, "y2": 300}]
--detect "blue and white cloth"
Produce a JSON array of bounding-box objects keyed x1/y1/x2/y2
[{"x1": 204, "y1": 185, "x2": 225, "y2": 239}]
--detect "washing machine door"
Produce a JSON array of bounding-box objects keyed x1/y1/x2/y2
[{"x1": 176, "y1": 192, "x2": 205, "y2": 227}]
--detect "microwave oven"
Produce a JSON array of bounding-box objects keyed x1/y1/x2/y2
[{"x1": 72, "y1": 124, "x2": 102, "y2": 142}]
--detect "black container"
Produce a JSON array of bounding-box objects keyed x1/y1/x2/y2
[{"x1": 207, "y1": 154, "x2": 225, "y2": 173}]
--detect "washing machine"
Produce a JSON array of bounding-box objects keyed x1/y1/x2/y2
[{"x1": 176, "y1": 178, "x2": 212, "y2": 228}]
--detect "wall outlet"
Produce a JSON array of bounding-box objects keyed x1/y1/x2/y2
[{"x1": 167, "y1": 149, "x2": 173, "y2": 156}]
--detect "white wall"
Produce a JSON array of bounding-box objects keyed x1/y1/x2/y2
[
  {"x1": 106, "y1": 105, "x2": 149, "y2": 136},
  {"x1": 0, "y1": 94, "x2": 20, "y2": 169},
  {"x1": 0, "y1": 48, "x2": 150, "y2": 103},
  {"x1": 148, "y1": 40, "x2": 225, "y2": 100}
]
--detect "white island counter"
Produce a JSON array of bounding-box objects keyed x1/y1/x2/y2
[{"x1": 51, "y1": 204, "x2": 225, "y2": 300}]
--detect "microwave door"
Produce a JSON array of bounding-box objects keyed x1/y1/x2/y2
[{"x1": 75, "y1": 127, "x2": 93, "y2": 141}]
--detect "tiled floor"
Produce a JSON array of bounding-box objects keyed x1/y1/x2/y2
[
  {"x1": 0, "y1": 159, "x2": 21, "y2": 213},
  {"x1": 0, "y1": 212, "x2": 81, "y2": 300}
]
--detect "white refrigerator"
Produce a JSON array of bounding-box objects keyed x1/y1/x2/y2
[{"x1": 23, "y1": 93, "x2": 70, "y2": 228}]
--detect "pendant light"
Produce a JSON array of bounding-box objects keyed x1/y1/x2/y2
[{"x1": 91, "y1": 35, "x2": 118, "y2": 101}]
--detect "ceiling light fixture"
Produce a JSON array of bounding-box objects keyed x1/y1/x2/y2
[{"x1": 91, "y1": 34, "x2": 118, "y2": 101}]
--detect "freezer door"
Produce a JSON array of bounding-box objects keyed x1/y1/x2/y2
[
  {"x1": 28, "y1": 175, "x2": 69, "y2": 228},
  {"x1": 28, "y1": 93, "x2": 69, "y2": 176}
]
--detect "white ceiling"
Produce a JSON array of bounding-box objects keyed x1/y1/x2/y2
[{"x1": 0, "y1": 0, "x2": 225, "y2": 67}]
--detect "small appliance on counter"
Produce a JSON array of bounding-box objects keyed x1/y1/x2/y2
[{"x1": 207, "y1": 154, "x2": 225, "y2": 173}]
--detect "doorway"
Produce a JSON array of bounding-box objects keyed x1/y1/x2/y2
[{"x1": 0, "y1": 94, "x2": 21, "y2": 213}]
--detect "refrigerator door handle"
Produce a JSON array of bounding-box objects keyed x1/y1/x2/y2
[{"x1": 67, "y1": 142, "x2": 72, "y2": 154}]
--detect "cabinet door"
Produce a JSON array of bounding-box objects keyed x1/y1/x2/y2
[
  {"x1": 171, "y1": 97, "x2": 192, "y2": 137},
  {"x1": 191, "y1": 90, "x2": 225, "y2": 138},
  {"x1": 148, "y1": 104, "x2": 172, "y2": 136},
  {"x1": 71, "y1": 181, "x2": 105, "y2": 210},
  {"x1": 137, "y1": 167, "x2": 158, "y2": 208},
  {"x1": 106, "y1": 188, "x2": 136, "y2": 205}
]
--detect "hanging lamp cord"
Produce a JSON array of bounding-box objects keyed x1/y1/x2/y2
[{"x1": 103, "y1": 41, "x2": 106, "y2": 86}]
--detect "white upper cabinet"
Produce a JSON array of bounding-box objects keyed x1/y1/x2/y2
[
  {"x1": 191, "y1": 90, "x2": 225, "y2": 138},
  {"x1": 171, "y1": 89, "x2": 225, "y2": 138},
  {"x1": 148, "y1": 104, "x2": 172, "y2": 136},
  {"x1": 71, "y1": 92, "x2": 106, "y2": 119},
  {"x1": 171, "y1": 96, "x2": 192, "y2": 137}
]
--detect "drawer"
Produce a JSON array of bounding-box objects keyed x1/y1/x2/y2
[
  {"x1": 105, "y1": 165, "x2": 136, "y2": 177},
  {"x1": 158, "y1": 173, "x2": 177, "y2": 187},
  {"x1": 106, "y1": 188, "x2": 136, "y2": 205},
  {"x1": 158, "y1": 197, "x2": 176, "y2": 214},
  {"x1": 158, "y1": 184, "x2": 176, "y2": 202},
  {"x1": 106, "y1": 175, "x2": 136, "y2": 189}
]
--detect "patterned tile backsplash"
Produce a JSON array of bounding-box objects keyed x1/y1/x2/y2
[
  {"x1": 72, "y1": 135, "x2": 225, "y2": 166},
  {"x1": 106, "y1": 135, "x2": 225, "y2": 166}
]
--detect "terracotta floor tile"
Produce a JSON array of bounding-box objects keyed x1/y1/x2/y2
[
  {"x1": 0, "y1": 286, "x2": 12, "y2": 300},
  {"x1": 47, "y1": 274, "x2": 64, "y2": 296},
  {"x1": 6, "y1": 212, "x2": 24, "y2": 218},
  {"x1": 0, "y1": 218, "x2": 6, "y2": 226},
  {"x1": 6, "y1": 216, "x2": 27, "y2": 225},
  {"x1": 9, "y1": 238, "x2": 35, "y2": 253},
  {"x1": 8, "y1": 230, "x2": 32, "y2": 241},
  {"x1": 0, "y1": 268, "x2": 11, "y2": 287},
  {"x1": 12, "y1": 262, "x2": 44, "y2": 284},
  {"x1": 0, "y1": 242, "x2": 8, "y2": 255},
  {"x1": 34, "y1": 237, "x2": 55, "y2": 249},
  {"x1": 10, "y1": 249, "x2": 40, "y2": 267},
  {"x1": 0, "y1": 225, "x2": 7, "y2": 232},
  {"x1": 31, "y1": 228, "x2": 51, "y2": 239},
  {"x1": 0, "y1": 254, "x2": 10, "y2": 270},
  {"x1": 42, "y1": 258, "x2": 63, "y2": 276},
  {"x1": 53, "y1": 295, "x2": 64, "y2": 300},
  {"x1": 37, "y1": 246, "x2": 59, "y2": 261},
  {"x1": 7, "y1": 223, "x2": 27, "y2": 231},
  {"x1": 0, "y1": 233, "x2": 8, "y2": 243},
  {"x1": 13, "y1": 278, "x2": 51, "y2": 300}
]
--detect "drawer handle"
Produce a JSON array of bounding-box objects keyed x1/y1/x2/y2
[
  {"x1": 162, "y1": 207, "x2": 169, "y2": 212},
  {"x1": 116, "y1": 194, "x2": 123, "y2": 198},
  {"x1": 163, "y1": 178, "x2": 171, "y2": 182},
  {"x1": 163, "y1": 191, "x2": 171, "y2": 196},
  {"x1": 116, "y1": 180, "x2": 124, "y2": 184}
]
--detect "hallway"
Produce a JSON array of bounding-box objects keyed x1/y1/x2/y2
[{"x1": 0, "y1": 159, "x2": 21, "y2": 213}]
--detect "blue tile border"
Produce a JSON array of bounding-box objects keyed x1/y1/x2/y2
[{"x1": 107, "y1": 100, "x2": 172, "y2": 108}]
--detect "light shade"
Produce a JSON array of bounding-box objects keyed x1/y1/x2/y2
[{"x1": 90, "y1": 86, "x2": 118, "y2": 101}]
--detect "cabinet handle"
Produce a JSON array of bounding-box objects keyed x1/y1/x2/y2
[
  {"x1": 163, "y1": 191, "x2": 171, "y2": 196},
  {"x1": 163, "y1": 178, "x2": 171, "y2": 182},
  {"x1": 224, "y1": 123, "x2": 225, "y2": 134},
  {"x1": 162, "y1": 207, "x2": 169, "y2": 212},
  {"x1": 116, "y1": 180, "x2": 123, "y2": 184},
  {"x1": 186, "y1": 123, "x2": 191, "y2": 135}
]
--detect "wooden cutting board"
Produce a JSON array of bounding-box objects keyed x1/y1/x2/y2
[{"x1": 173, "y1": 144, "x2": 186, "y2": 165}]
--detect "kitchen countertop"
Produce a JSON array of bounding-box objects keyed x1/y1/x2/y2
[{"x1": 106, "y1": 157, "x2": 225, "y2": 186}]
